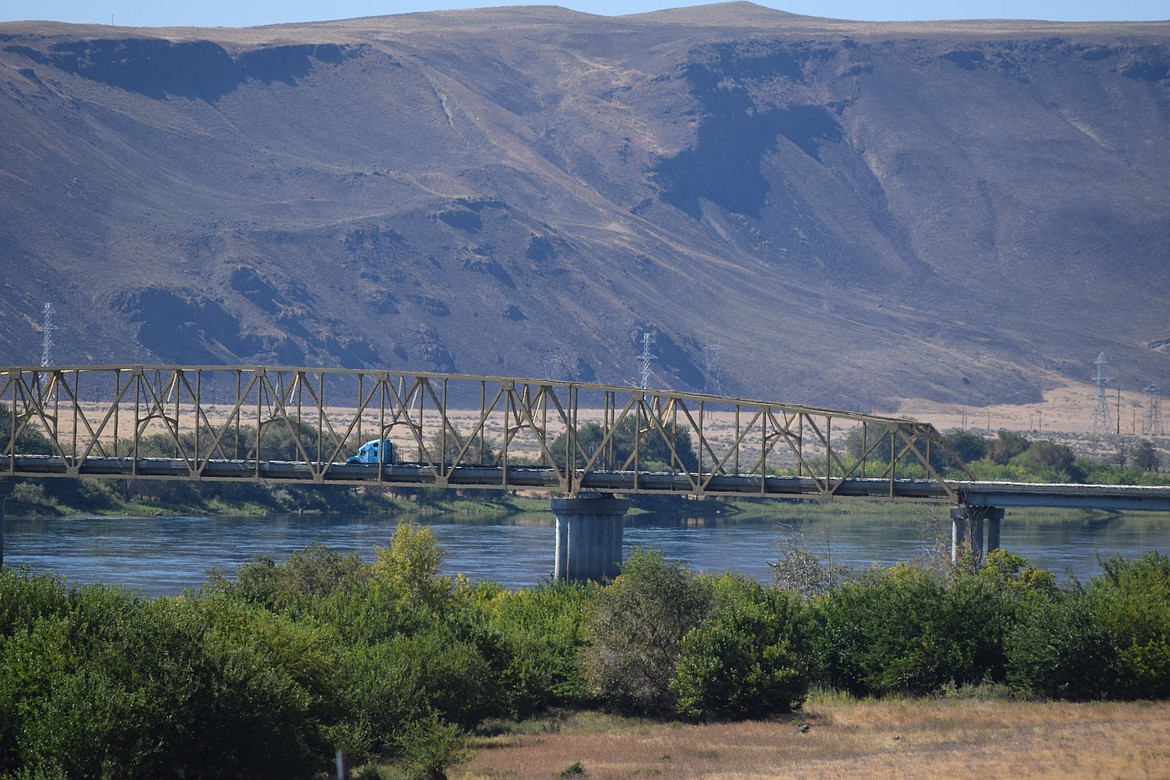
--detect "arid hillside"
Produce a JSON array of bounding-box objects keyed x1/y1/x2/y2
[{"x1": 1, "y1": 3, "x2": 1167, "y2": 415}]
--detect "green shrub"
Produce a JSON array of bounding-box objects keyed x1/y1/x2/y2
[
  {"x1": 475, "y1": 580, "x2": 597, "y2": 717},
  {"x1": 1089, "y1": 551, "x2": 1170, "y2": 698},
  {"x1": 332, "y1": 628, "x2": 497, "y2": 768},
  {"x1": 394, "y1": 710, "x2": 470, "y2": 780},
  {"x1": 1006, "y1": 593, "x2": 1119, "y2": 700},
  {"x1": 0, "y1": 574, "x2": 340, "y2": 777},
  {"x1": 582, "y1": 550, "x2": 713, "y2": 715},
  {"x1": 0, "y1": 566, "x2": 68, "y2": 637},
  {"x1": 673, "y1": 578, "x2": 810, "y2": 719},
  {"x1": 815, "y1": 564, "x2": 1014, "y2": 696}
]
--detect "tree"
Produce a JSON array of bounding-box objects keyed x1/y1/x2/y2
[
  {"x1": 673, "y1": 578, "x2": 810, "y2": 719},
  {"x1": 987, "y1": 430, "x2": 1031, "y2": 465},
  {"x1": 1011, "y1": 440, "x2": 1084, "y2": 482},
  {"x1": 771, "y1": 548, "x2": 850, "y2": 600},
  {"x1": 1089, "y1": 551, "x2": 1170, "y2": 698},
  {"x1": 1006, "y1": 594, "x2": 1119, "y2": 700},
  {"x1": 372, "y1": 520, "x2": 452, "y2": 614},
  {"x1": 0, "y1": 403, "x2": 54, "y2": 455},
  {"x1": 814, "y1": 564, "x2": 1015, "y2": 696},
  {"x1": 943, "y1": 430, "x2": 990, "y2": 465},
  {"x1": 1133, "y1": 440, "x2": 1162, "y2": 474},
  {"x1": 582, "y1": 550, "x2": 712, "y2": 714}
]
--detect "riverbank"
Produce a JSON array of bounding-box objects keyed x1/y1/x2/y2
[
  {"x1": 1, "y1": 477, "x2": 762, "y2": 521},
  {"x1": 1, "y1": 478, "x2": 548, "y2": 519},
  {"x1": 457, "y1": 696, "x2": 1170, "y2": 779}
]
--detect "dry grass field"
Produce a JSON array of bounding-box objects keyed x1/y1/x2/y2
[{"x1": 456, "y1": 696, "x2": 1170, "y2": 779}]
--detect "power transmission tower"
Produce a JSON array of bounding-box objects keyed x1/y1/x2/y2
[
  {"x1": 703, "y1": 343, "x2": 724, "y2": 394},
  {"x1": 1144, "y1": 384, "x2": 1164, "y2": 436},
  {"x1": 1086, "y1": 352, "x2": 1112, "y2": 435},
  {"x1": 40, "y1": 303, "x2": 57, "y2": 367},
  {"x1": 638, "y1": 332, "x2": 657, "y2": 390}
]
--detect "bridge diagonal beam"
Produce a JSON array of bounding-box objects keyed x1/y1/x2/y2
[
  {"x1": 758, "y1": 409, "x2": 805, "y2": 483},
  {"x1": 11, "y1": 371, "x2": 64, "y2": 460},
  {"x1": 449, "y1": 380, "x2": 507, "y2": 469},
  {"x1": 799, "y1": 413, "x2": 842, "y2": 496},
  {"x1": 51, "y1": 369, "x2": 114, "y2": 472},
  {"x1": 641, "y1": 396, "x2": 701, "y2": 493},
  {"x1": 699, "y1": 408, "x2": 763, "y2": 492},
  {"x1": 65, "y1": 370, "x2": 133, "y2": 462},
  {"x1": 383, "y1": 376, "x2": 441, "y2": 477},
  {"x1": 891, "y1": 423, "x2": 964, "y2": 502},
  {"x1": 286, "y1": 370, "x2": 346, "y2": 468},
  {"x1": 577, "y1": 394, "x2": 641, "y2": 489},
  {"x1": 501, "y1": 383, "x2": 570, "y2": 490},
  {"x1": 251, "y1": 372, "x2": 307, "y2": 465},
  {"x1": 195, "y1": 370, "x2": 261, "y2": 467},
  {"x1": 131, "y1": 368, "x2": 188, "y2": 466}
]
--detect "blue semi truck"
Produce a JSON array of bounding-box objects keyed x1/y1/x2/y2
[{"x1": 346, "y1": 439, "x2": 394, "y2": 465}]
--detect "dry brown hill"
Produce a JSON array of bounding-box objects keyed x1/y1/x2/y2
[{"x1": 1, "y1": 3, "x2": 1168, "y2": 415}]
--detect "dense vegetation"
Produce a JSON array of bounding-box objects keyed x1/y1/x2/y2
[
  {"x1": 4, "y1": 521, "x2": 1170, "y2": 778},
  {"x1": 844, "y1": 427, "x2": 1167, "y2": 485}
]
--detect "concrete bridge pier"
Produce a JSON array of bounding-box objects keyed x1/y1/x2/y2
[
  {"x1": 552, "y1": 493, "x2": 628, "y2": 582},
  {"x1": 950, "y1": 506, "x2": 1004, "y2": 565}
]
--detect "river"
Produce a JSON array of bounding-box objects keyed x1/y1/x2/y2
[{"x1": 4, "y1": 504, "x2": 1169, "y2": 596}]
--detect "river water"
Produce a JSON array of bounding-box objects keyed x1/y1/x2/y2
[{"x1": 4, "y1": 505, "x2": 1170, "y2": 597}]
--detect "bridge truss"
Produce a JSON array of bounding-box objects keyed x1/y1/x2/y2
[{"x1": 0, "y1": 365, "x2": 966, "y2": 502}]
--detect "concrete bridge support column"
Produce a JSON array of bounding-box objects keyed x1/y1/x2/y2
[
  {"x1": 552, "y1": 493, "x2": 628, "y2": 583},
  {"x1": 950, "y1": 506, "x2": 1005, "y2": 565}
]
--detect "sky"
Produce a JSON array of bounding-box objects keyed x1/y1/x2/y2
[{"x1": 0, "y1": 1, "x2": 1166, "y2": 28}]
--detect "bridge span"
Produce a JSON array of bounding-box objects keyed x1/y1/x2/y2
[{"x1": 2, "y1": 365, "x2": 1169, "y2": 579}]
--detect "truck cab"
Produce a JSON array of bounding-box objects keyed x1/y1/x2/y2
[{"x1": 347, "y1": 439, "x2": 394, "y2": 465}]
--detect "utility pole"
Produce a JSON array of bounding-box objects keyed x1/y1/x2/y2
[{"x1": 1117, "y1": 385, "x2": 1122, "y2": 436}]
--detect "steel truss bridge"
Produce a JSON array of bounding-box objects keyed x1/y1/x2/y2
[{"x1": 2, "y1": 365, "x2": 1169, "y2": 513}]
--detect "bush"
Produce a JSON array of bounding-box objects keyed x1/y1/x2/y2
[
  {"x1": 582, "y1": 550, "x2": 712, "y2": 714},
  {"x1": 0, "y1": 574, "x2": 340, "y2": 777},
  {"x1": 1006, "y1": 593, "x2": 1119, "y2": 700},
  {"x1": 673, "y1": 577, "x2": 810, "y2": 719},
  {"x1": 331, "y1": 628, "x2": 496, "y2": 768},
  {"x1": 815, "y1": 564, "x2": 1014, "y2": 696},
  {"x1": 372, "y1": 521, "x2": 453, "y2": 615},
  {"x1": 476, "y1": 581, "x2": 597, "y2": 717},
  {"x1": 1089, "y1": 551, "x2": 1170, "y2": 698}
]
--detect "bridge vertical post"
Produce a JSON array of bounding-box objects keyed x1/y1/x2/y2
[
  {"x1": 552, "y1": 493, "x2": 628, "y2": 583},
  {"x1": 0, "y1": 480, "x2": 12, "y2": 568}
]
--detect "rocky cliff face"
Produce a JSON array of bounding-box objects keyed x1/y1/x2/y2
[{"x1": 1, "y1": 3, "x2": 1167, "y2": 410}]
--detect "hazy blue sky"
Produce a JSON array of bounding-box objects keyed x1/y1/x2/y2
[{"x1": 2, "y1": 1, "x2": 1167, "y2": 28}]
